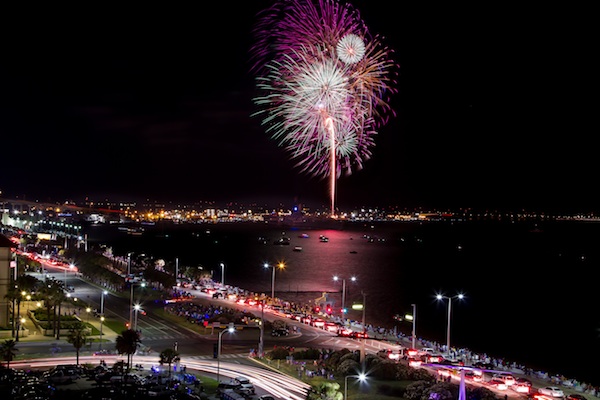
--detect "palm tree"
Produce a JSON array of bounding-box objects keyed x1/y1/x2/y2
[
  {"x1": 66, "y1": 321, "x2": 89, "y2": 366},
  {"x1": 0, "y1": 339, "x2": 18, "y2": 369},
  {"x1": 115, "y1": 329, "x2": 141, "y2": 373},
  {"x1": 158, "y1": 348, "x2": 180, "y2": 379},
  {"x1": 3, "y1": 274, "x2": 39, "y2": 339},
  {"x1": 4, "y1": 286, "x2": 19, "y2": 338},
  {"x1": 38, "y1": 279, "x2": 63, "y2": 337},
  {"x1": 54, "y1": 287, "x2": 67, "y2": 340}
]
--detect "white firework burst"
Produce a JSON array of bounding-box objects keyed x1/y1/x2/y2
[{"x1": 336, "y1": 34, "x2": 366, "y2": 64}]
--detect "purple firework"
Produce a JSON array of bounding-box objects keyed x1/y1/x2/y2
[{"x1": 250, "y1": 0, "x2": 398, "y2": 213}]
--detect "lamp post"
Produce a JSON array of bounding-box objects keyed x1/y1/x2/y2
[
  {"x1": 217, "y1": 325, "x2": 235, "y2": 384},
  {"x1": 352, "y1": 291, "x2": 367, "y2": 364},
  {"x1": 129, "y1": 282, "x2": 146, "y2": 329},
  {"x1": 127, "y1": 253, "x2": 132, "y2": 276},
  {"x1": 436, "y1": 293, "x2": 464, "y2": 355},
  {"x1": 258, "y1": 300, "x2": 265, "y2": 357},
  {"x1": 86, "y1": 307, "x2": 91, "y2": 323},
  {"x1": 263, "y1": 262, "x2": 285, "y2": 301},
  {"x1": 99, "y1": 316, "x2": 105, "y2": 350},
  {"x1": 411, "y1": 304, "x2": 416, "y2": 349},
  {"x1": 134, "y1": 304, "x2": 141, "y2": 331},
  {"x1": 333, "y1": 275, "x2": 356, "y2": 316},
  {"x1": 220, "y1": 262, "x2": 225, "y2": 287},
  {"x1": 16, "y1": 317, "x2": 26, "y2": 341},
  {"x1": 100, "y1": 290, "x2": 108, "y2": 316},
  {"x1": 344, "y1": 373, "x2": 367, "y2": 400}
]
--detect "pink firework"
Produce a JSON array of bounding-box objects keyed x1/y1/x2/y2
[{"x1": 250, "y1": 0, "x2": 398, "y2": 215}]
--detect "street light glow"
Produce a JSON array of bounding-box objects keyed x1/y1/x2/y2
[
  {"x1": 344, "y1": 373, "x2": 367, "y2": 400},
  {"x1": 264, "y1": 262, "x2": 285, "y2": 300},
  {"x1": 436, "y1": 292, "x2": 465, "y2": 355}
]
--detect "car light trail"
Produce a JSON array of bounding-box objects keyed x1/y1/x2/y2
[{"x1": 10, "y1": 355, "x2": 311, "y2": 400}]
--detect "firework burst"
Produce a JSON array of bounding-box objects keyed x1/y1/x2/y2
[{"x1": 250, "y1": 0, "x2": 398, "y2": 214}]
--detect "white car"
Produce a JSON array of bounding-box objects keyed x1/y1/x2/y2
[
  {"x1": 538, "y1": 386, "x2": 565, "y2": 397},
  {"x1": 493, "y1": 372, "x2": 516, "y2": 386}
]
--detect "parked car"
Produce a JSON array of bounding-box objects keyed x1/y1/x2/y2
[
  {"x1": 464, "y1": 371, "x2": 483, "y2": 382},
  {"x1": 511, "y1": 383, "x2": 531, "y2": 394},
  {"x1": 538, "y1": 386, "x2": 565, "y2": 397},
  {"x1": 311, "y1": 318, "x2": 326, "y2": 328},
  {"x1": 324, "y1": 322, "x2": 340, "y2": 333},
  {"x1": 216, "y1": 382, "x2": 242, "y2": 395},
  {"x1": 109, "y1": 373, "x2": 145, "y2": 385},
  {"x1": 515, "y1": 377, "x2": 532, "y2": 386},
  {"x1": 487, "y1": 378, "x2": 508, "y2": 390},
  {"x1": 43, "y1": 369, "x2": 79, "y2": 384},
  {"x1": 234, "y1": 376, "x2": 255, "y2": 396},
  {"x1": 493, "y1": 372, "x2": 516, "y2": 386},
  {"x1": 439, "y1": 358, "x2": 464, "y2": 366},
  {"x1": 423, "y1": 354, "x2": 444, "y2": 363},
  {"x1": 351, "y1": 330, "x2": 368, "y2": 339},
  {"x1": 271, "y1": 327, "x2": 289, "y2": 337},
  {"x1": 94, "y1": 370, "x2": 118, "y2": 384},
  {"x1": 145, "y1": 374, "x2": 172, "y2": 386}
]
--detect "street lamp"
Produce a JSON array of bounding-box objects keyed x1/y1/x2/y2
[
  {"x1": 134, "y1": 304, "x2": 142, "y2": 331},
  {"x1": 436, "y1": 293, "x2": 465, "y2": 355},
  {"x1": 99, "y1": 316, "x2": 105, "y2": 350},
  {"x1": 351, "y1": 291, "x2": 367, "y2": 364},
  {"x1": 129, "y1": 282, "x2": 146, "y2": 329},
  {"x1": 410, "y1": 304, "x2": 416, "y2": 349},
  {"x1": 64, "y1": 263, "x2": 75, "y2": 285},
  {"x1": 86, "y1": 307, "x2": 91, "y2": 323},
  {"x1": 220, "y1": 262, "x2": 225, "y2": 287},
  {"x1": 217, "y1": 325, "x2": 235, "y2": 384},
  {"x1": 333, "y1": 275, "x2": 356, "y2": 316},
  {"x1": 100, "y1": 290, "x2": 108, "y2": 316},
  {"x1": 127, "y1": 253, "x2": 132, "y2": 276},
  {"x1": 344, "y1": 373, "x2": 367, "y2": 400},
  {"x1": 263, "y1": 262, "x2": 285, "y2": 300},
  {"x1": 16, "y1": 317, "x2": 26, "y2": 341}
]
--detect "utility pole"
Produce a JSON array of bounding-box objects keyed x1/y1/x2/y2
[
  {"x1": 360, "y1": 291, "x2": 367, "y2": 365},
  {"x1": 258, "y1": 300, "x2": 264, "y2": 357}
]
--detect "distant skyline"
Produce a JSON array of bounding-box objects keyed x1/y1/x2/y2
[{"x1": 0, "y1": 2, "x2": 595, "y2": 213}]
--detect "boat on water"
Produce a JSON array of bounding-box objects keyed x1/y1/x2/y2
[
  {"x1": 298, "y1": 233, "x2": 310, "y2": 238},
  {"x1": 118, "y1": 226, "x2": 144, "y2": 235},
  {"x1": 349, "y1": 250, "x2": 357, "y2": 254},
  {"x1": 293, "y1": 246, "x2": 303, "y2": 252},
  {"x1": 319, "y1": 235, "x2": 329, "y2": 242}
]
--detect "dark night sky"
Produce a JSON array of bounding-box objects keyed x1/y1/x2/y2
[{"x1": 0, "y1": 2, "x2": 595, "y2": 212}]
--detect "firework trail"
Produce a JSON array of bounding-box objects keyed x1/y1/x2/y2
[{"x1": 250, "y1": 0, "x2": 398, "y2": 215}]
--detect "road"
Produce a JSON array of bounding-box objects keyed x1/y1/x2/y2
[
  {"x1": 9, "y1": 355, "x2": 312, "y2": 400},
  {"x1": 16, "y1": 265, "x2": 591, "y2": 400}
]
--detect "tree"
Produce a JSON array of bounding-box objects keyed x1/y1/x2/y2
[
  {"x1": 53, "y1": 286, "x2": 67, "y2": 340},
  {"x1": 38, "y1": 279, "x2": 64, "y2": 337},
  {"x1": 4, "y1": 274, "x2": 40, "y2": 338},
  {"x1": 158, "y1": 348, "x2": 180, "y2": 379},
  {"x1": 66, "y1": 321, "x2": 89, "y2": 366},
  {"x1": 115, "y1": 329, "x2": 141, "y2": 372},
  {"x1": 0, "y1": 339, "x2": 18, "y2": 369},
  {"x1": 312, "y1": 382, "x2": 342, "y2": 400}
]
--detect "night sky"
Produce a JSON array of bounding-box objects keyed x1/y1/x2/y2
[{"x1": 0, "y1": 2, "x2": 594, "y2": 212}]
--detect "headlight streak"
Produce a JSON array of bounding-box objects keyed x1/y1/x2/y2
[{"x1": 10, "y1": 355, "x2": 311, "y2": 400}]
